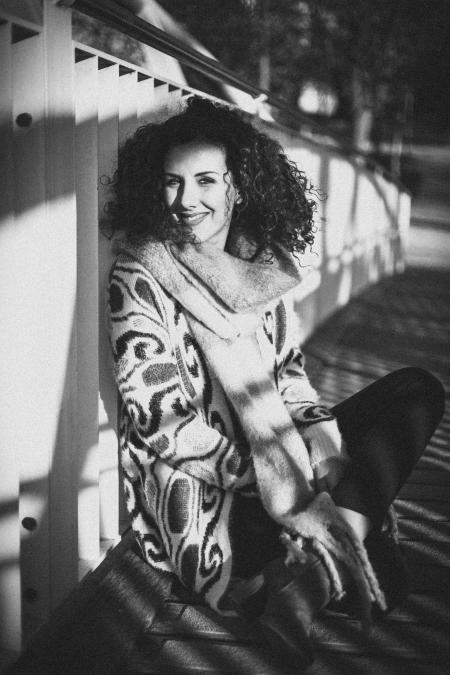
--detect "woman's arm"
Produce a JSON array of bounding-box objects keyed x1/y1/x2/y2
[
  {"x1": 274, "y1": 296, "x2": 348, "y2": 491},
  {"x1": 108, "y1": 256, "x2": 255, "y2": 492}
]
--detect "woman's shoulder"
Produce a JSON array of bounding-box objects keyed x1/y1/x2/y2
[
  {"x1": 110, "y1": 253, "x2": 165, "y2": 293},
  {"x1": 111, "y1": 251, "x2": 155, "y2": 278},
  {"x1": 109, "y1": 252, "x2": 176, "y2": 316}
]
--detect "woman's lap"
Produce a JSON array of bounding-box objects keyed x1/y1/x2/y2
[{"x1": 232, "y1": 367, "x2": 445, "y2": 576}]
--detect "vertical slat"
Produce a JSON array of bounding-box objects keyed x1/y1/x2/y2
[
  {"x1": 0, "y1": 21, "x2": 22, "y2": 655},
  {"x1": 375, "y1": 174, "x2": 391, "y2": 274},
  {"x1": 117, "y1": 68, "x2": 136, "y2": 533},
  {"x1": 11, "y1": 30, "x2": 51, "y2": 640},
  {"x1": 397, "y1": 190, "x2": 411, "y2": 272},
  {"x1": 137, "y1": 75, "x2": 154, "y2": 124},
  {"x1": 97, "y1": 61, "x2": 120, "y2": 543},
  {"x1": 119, "y1": 69, "x2": 138, "y2": 145},
  {"x1": 150, "y1": 82, "x2": 184, "y2": 124},
  {"x1": 118, "y1": 69, "x2": 139, "y2": 531},
  {"x1": 152, "y1": 80, "x2": 169, "y2": 122},
  {"x1": 42, "y1": 0, "x2": 79, "y2": 613},
  {"x1": 74, "y1": 52, "x2": 101, "y2": 576},
  {"x1": 166, "y1": 84, "x2": 182, "y2": 116}
]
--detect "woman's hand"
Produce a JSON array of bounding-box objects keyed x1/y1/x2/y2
[
  {"x1": 311, "y1": 449, "x2": 348, "y2": 494},
  {"x1": 281, "y1": 491, "x2": 387, "y2": 631},
  {"x1": 301, "y1": 417, "x2": 349, "y2": 493}
]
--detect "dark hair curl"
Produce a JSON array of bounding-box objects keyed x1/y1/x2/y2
[{"x1": 106, "y1": 96, "x2": 316, "y2": 258}]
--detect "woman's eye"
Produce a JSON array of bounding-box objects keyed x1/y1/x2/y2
[
  {"x1": 164, "y1": 179, "x2": 179, "y2": 187},
  {"x1": 198, "y1": 177, "x2": 215, "y2": 185}
]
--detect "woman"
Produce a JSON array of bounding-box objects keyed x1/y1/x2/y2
[{"x1": 107, "y1": 96, "x2": 444, "y2": 664}]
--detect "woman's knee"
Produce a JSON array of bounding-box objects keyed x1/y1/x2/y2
[{"x1": 391, "y1": 367, "x2": 445, "y2": 422}]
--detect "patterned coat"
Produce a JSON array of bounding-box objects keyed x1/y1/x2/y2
[{"x1": 108, "y1": 252, "x2": 340, "y2": 612}]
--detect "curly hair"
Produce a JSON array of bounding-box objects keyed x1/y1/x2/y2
[{"x1": 106, "y1": 96, "x2": 317, "y2": 258}]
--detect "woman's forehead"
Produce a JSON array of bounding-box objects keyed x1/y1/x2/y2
[{"x1": 164, "y1": 141, "x2": 227, "y2": 173}]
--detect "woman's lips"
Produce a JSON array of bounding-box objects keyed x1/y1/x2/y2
[{"x1": 173, "y1": 212, "x2": 209, "y2": 227}]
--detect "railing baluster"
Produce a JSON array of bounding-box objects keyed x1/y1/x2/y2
[
  {"x1": 0, "y1": 21, "x2": 22, "y2": 656},
  {"x1": 137, "y1": 74, "x2": 154, "y2": 125},
  {"x1": 12, "y1": 29, "x2": 51, "y2": 643},
  {"x1": 119, "y1": 68, "x2": 138, "y2": 145},
  {"x1": 97, "y1": 59, "x2": 120, "y2": 545},
  {"x1": 43, "y1": 0, "x2": 79, "y2": 614},
  {"x1": 75, "y1": 51, "x2": 101, "y2": 577},
  {"x1": 152, "y1": 79, "x2": 170, "y2": 122}
]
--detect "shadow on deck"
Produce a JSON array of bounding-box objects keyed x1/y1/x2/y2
[{"x1": 9, "y1": 268, "x2": 450, "y2": 675}]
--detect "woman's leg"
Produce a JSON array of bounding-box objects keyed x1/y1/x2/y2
[
  {"x1": 230, "y1": 368, "x2": 445, "y2": 640},
  {"x1": 331, "y1": 367, "x2": 445, "y2": 532},
  {"x1": 326, "y1": 368, "x2": 445, "y2": 615}
]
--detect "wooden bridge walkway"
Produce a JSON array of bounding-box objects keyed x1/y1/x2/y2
[{"x1": 10, "y1": 268, "x2": 450, "y2": 675}]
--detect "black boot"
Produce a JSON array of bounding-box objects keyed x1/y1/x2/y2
[
  {"x1": 326, "y1": 529, "x2": 410, "y2": 621},
  {"x1": 231, "y1": 554, "x2": 334, "y2": 668},
  {"x1": 365, "y1": 529, "x2": 410, "y2": 619}
]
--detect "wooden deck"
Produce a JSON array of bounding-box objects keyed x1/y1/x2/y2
[{"x1": 10, "y1": 268, "x2": 450, "y2": 675}]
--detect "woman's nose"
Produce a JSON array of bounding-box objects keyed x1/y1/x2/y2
[{"x1": 178, "y1": 180, "x2": 199, "y2": 209}]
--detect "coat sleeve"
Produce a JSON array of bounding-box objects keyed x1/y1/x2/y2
[
  {"x1": 108, "y1": 256, "x2": 255, "y2": 492},
  {"x1": 274, "y1": 295, "x2": 349, "y2": 491}
]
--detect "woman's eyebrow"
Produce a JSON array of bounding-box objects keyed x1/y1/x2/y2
[{"x1": 163, "y1": 170, "x2": 220, "y2": 176}]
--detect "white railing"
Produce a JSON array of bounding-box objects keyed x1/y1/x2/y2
[{"x1": 0, "y1": 0, "x2": 410, "y2": 658}]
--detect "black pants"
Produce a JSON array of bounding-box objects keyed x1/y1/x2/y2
[
  {"x1": 331, "y1": 367, "x2": 445, "y2": 529},
  {"x1": 231, "y1": 367, "x2": 445, "y2": 578}
]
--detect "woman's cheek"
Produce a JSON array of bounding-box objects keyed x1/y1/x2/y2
[{"x1": 164, "y1": 188, "x2": 174, "y2": 207}]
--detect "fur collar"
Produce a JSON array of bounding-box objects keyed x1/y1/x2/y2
[{"x1": 115, "y1": 235, "x2": 302, "y2": 315}]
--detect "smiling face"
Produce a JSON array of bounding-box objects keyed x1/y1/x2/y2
[{"x1": 163, "y1": 141, "x2": 239, "y2": 249}]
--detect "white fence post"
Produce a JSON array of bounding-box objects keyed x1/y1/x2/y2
[
  {"x1": 137, "y1": 74, "x2": 155, "y2": 124},
  {"x1": 97, "y1": 61, "x2": 121, "y2": 544},
  {"x1": 11, "y1": 26, "x2": 52, "y2": 642},
  {"x1": 0, "y1": 21, "x2": 22, "y2": 656},
  {"x1": 42, "y1": 0, "x2": 79, "y2": 615},
  {"x1": 119, "y1": 67, "x2": 138, "y2": 144},
  {"x1": 0, "y1": 0, "x2": 78, "y2": 646},
  {"x1": 75, "y1": 50, "x2": 101, "y2": 576}
]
